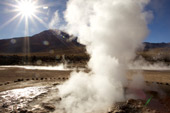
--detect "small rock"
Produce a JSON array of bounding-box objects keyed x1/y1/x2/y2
[
  {"x1": 27, "y1": 111, "x2": 33, "y2": 113},
  {"x1": 2, "y1": 103, "x2": 9, "y2": 108},
  {"x1": 32, "y1": 108, "x2": 48, "y2": 113},
  {"x1": 137, "y1": 104, "x2": 143, "y2": 108},
  {"x1": 52, "y1": 83, "x2": 60, "y2": 86},
  {"x1": 10, "y1": 111, "x2": 17, "y2": 113},
  {"x1": 55, "y1": 97, "x2": 62, "y2": 101},
  {"x1": 113, "y1": 110, "x2": 125, "y2": 113},
  {"x1": 19, "y1": 109, "x2": 27, "y2": 113},
  {"x1": 126, "y1": 99, "x2": 136, "y2": 105},
  {"x1": 41, "y1": 103, "x2": 55, "y2": 111},
  {"x1": 119, "y1": 104, "x2": 129, "y2": 110}
]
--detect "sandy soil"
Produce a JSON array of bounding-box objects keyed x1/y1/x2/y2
[
  {"x1": 128, "y1": 70, "x2": 170, "y2": 84},
  {"x1": 0, "y1": 67, "x2": 71, "y2": 91},
  {"x1": 1, "y1": 67, "x2": 170, "y2": 86}
]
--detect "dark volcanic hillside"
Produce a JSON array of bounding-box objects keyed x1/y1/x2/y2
[
  {"x1": 0, "y1": 29, "x2": 84, "y2": 55},
  {"x1": 143, "y1": 42, "x2": 170, "y2": 50},
  {"x1": 0, "y1": 29, "x2": 169, "y2": 62},
  {"x1": 138, "y1": 42, "x2": 170, "y2": 63}
]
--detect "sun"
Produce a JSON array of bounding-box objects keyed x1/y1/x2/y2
[
  {"x1": 16, "y1": 0, "x2": 37, "y2": 18},
  {"x1": 1, "y1": 0, "x2": 49, "y2": 35}
]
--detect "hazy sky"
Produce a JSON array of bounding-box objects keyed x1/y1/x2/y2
[{"x1": 0, "y1": 0, "x2": 169, "y2": 43}]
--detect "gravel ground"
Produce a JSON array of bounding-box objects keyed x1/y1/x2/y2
[{"x1": 0, "y1": 67, "x2": 170, "y2": 113}]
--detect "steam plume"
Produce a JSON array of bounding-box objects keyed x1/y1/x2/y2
[
  {"x1": 49, "y1": 10, "x2": 60, "y2": 29},
  {"x1": 58, "y1": 0, "x2": 151, "y2": 112}
]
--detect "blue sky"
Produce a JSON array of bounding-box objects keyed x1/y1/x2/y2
[
  {"x1": 145, "y1": 0, "x2": 170, "y2": 42},
  {"x1": 0, "y1": 0, "x2": 67, "y2": 39},
  {"x1": 0, "y1": 0, "x2": 169, "y2": 43}
]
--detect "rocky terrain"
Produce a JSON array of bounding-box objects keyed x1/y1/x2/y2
[
  {"x1": 0, "y1": 81, "x2": 169, "y2": 113},
  {"x1": 0, "y1": 67, "x2": 170, "y2": 113}
]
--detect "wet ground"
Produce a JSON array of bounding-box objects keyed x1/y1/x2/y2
[
  {"x1": 0, "y1": 82, "x2": 61, "y2": 113},
  {"x1": 0, "y1": 86, "x2": 49, "y2": 112}
]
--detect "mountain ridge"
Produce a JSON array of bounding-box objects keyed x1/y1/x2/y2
[
  {"x1": 0, "y1": 29, "x2": 85, "y2": 55},
  {"x1": 0, "y1": 29, "x2": 170, "y2": 56}
]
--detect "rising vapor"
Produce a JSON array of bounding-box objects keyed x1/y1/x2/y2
[
  {"x1": 49, "y1": 10, "x2": 60, "y2": 29},
  {"x1": 57, "y1": 0, "x2": 151, "y2": 113}
]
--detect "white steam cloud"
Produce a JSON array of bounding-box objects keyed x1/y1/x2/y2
[
  {"x1": 129, "y1": 58, "x2": 170, "y2": 70},
  {"x1": 58, "y1": 0, "x2": 151, "y2": 113},
  {"x1": 49, "y1": 10, "x2": 60, "y2": 29}
]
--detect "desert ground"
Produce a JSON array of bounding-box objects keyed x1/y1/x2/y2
[{"x1": 0, "y1": 66, "x2": 170, "y2": 113}]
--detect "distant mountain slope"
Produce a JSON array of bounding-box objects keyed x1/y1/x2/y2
[
  {"x1": 139, "y1": 42, "x2": 170, "y2": 62},
  {"x1": 0, "y1": 29, "x2": 85, "y2": 55},
  {"x1": 0, "y1": 29, "x2": 169, "y2": 60},
  {"x1": 143, "y1": 42, "x2": 170, "y2": 51}
]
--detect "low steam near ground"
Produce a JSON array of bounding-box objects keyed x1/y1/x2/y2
[{"x1": 129, "y1": 58, "x2": 170, "y2": 70}]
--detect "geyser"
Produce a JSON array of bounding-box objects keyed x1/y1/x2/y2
[{"x1": 58, "y1": 0, "x2": 151, "y2": 113}]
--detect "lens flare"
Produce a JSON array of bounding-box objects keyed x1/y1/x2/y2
[
  {"x1": 0, "y1": 0, "x2": 48, "y2": 31},
  {"x1": 16, "y1": 0, "x2": 37, "y2": 18}
]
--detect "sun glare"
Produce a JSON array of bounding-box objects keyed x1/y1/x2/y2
[
  {"x1": 0, "y1": 0, "x2": 49, "y2": 34},
  {"x1": 16, "y1": 0, "x2": 37, "y2": 17}
]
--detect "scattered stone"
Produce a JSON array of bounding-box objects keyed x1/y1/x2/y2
[
  {"x1": 52, "y1": 83, "x2": 60, "y2": 86},
  {"x1": 41, "y1": 103, "x2": 55, "y2": 111},
  {"x1": 2, "y1": 103, "x2": 9, "y2": 108},
  {"x1": 108, "y1": 99, "x2": 155, "y2": 113},
  {"x1": 10, "y1": 111, "x2": 17, "y2": 113},
  {"x1": 113, "y1": 110, "x2": 125, "y2": 113},
  {"x1": 19, "y1": 109, "x2": 28, "y2": 113},
  {"x1": 27, "y1": 111, "x2": 33, "y2": 113},
  {"x1": 31, "y1": 108, "x2": 48, "y2": 113},
  {"x1": 17, "y1": 79, "x2": 24, "y2": 82},
  {"x1": 126, "y1": 99, "x2": 136, "y2": 105},
  {"x1": 54, "y1": 97, "x2": 62, "y2": 102},
  {"x1": 4, "y1": 82, "x2": 10, "y2": 85}
]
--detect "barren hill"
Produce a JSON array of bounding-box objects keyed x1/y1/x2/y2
[
  {"x1": 0, "y1": 30, "x2": 169, "y2": 62},
  {"x1": 0, "y1": 29, "x2": 85, "y2": 56}
]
